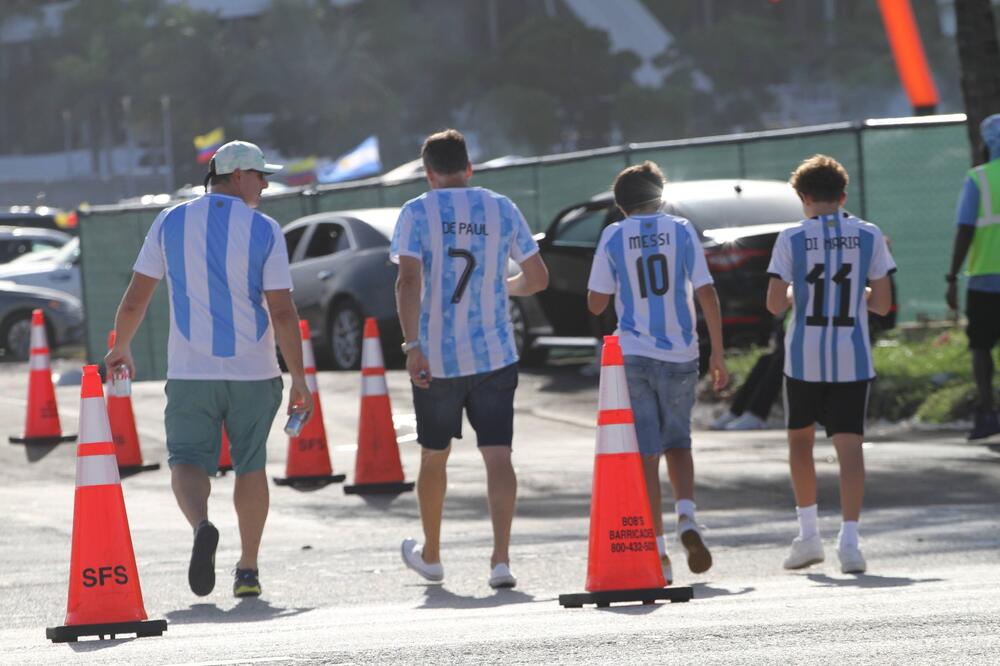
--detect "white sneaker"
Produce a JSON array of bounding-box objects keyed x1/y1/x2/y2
[
  {"x1": 837, "y1": 544, "x2": 866, "y2": 574},
  {"x1": 782, "y1": 535, "x2": 825, "y2": 570},
  {"x1": 710, "y1": 411, "x2": 737, "y2": 430},
  {"x1": 400, "y1": 538, "x2": 443, "y2": 582},
  {"x1": 725, "y1": 413, "x2": 768, "y2": 430},
  {"x1": 488, "y1": 563, "x2": 517, "y2": 589},
  {"x1": 660, "y1": 553, "x2": 673, "y2": 586},
  {"x1": 678, "y1": 519, "x2": 713, "y2": 574}
]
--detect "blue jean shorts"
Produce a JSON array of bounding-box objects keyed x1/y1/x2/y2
[{"x1": 623, "y1": 356, "x2": 698, "y2": 455}]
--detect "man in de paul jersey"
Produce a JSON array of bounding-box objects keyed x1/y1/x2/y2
[
  {"x1": 946, "y1": 113, "x2": 1000, "y2": 441},
  {"x1": 105, "y1": 141, "x2": 312, "y2": 599},
  {"x1": 391, "y1": 129, "x2": 549, "y2": 589},
  {"x1": 766, "y1": 154, "x2": 895, "y2": 575}
]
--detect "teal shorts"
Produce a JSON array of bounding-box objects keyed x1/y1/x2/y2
[{"x1": 164, "y1": 377, "x2": 283, "y2": 476}]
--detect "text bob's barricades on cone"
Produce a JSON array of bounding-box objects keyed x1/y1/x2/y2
[
  {"x1": 344, "y1": 318, "x2": 414, "y2": 495},
  {"x1": 9, "y1": 309, "x2": 76, "y2": 446},
  {"x1": 105, "y1": 332, "x2": 159, "y2": 476},
  {"x1": 46, "y1": 365, "x2": 166, "y2": 643},
  {"x1": 559, "y1": 336, "x2": 693, "y2": 608},
  {"x1": 273, "y1": 320, "x2": 345, "y2": 490}
]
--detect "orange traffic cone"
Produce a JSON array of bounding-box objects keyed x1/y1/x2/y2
[
  {"x1": 344, "y1": 318, "x2": 414, "y2": 495},
  {"x1": 46, "y1": 365, "x2": 167, "y2": 642},
  {"x1": 105, "y1": 332, "x2": 159, "y2": 476},
  {"x1": 216, "y1": 428, "x2": 233, "y2": 476},
  {"x1": 9, "y1": 309, "x2": 76, "y2": 446},
  {"x1": 559, "y1": 336, "x2": 693, "y2": 608},
  {"x1": 273, "y1": 320, "x2": 345, "y2": 490}
]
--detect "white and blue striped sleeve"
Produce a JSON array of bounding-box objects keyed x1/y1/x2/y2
[
  {"x1": 132, "y1": 208, "x2": 168, "y2": 280},
  {"x1": 868, "y1": 227, "x2": 897, "y2": 280},
  {"x1": 262, "y1": 218, "x2": 293, "y2": 290},
  {"x1": 766, "y1": 229, "x2": 793, "y2": 283},
  {"x1": 685, "y1": 223, "x2": 713, "y2": 288},
  {"x1": 587, "y1": 227, "x2": 616, "y2": 294},
  {"x1": 509, "y1": 202, "x2": 539, "y2": 263},
  {"x1": 389, "y1": 205, "x2": 420, "y2": 264}
]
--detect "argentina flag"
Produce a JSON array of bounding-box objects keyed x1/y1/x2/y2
[{"x1": 317, "y1": 136, "x2": 382, "y2": 184}]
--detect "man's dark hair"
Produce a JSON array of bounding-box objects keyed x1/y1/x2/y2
[
  {"x1": 421, "y1": 129, "x2": 470, "y2": 175},
  {"x1": 789, "y1": 154, "x2": 849, "y2": 202},
  {"x1": 613, "y1": 161, "x2": 665, "y2": 214},
  {"x1": 203, "y1": 158, "x2": 232, "y2": 188}
]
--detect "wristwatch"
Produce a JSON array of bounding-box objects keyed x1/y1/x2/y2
[
  {"x1": 945, "y1": 274, "x2": 957, "y2": 283},
  {"x1": 401, "y1": 340, "x2": 421, "y2": 353}
]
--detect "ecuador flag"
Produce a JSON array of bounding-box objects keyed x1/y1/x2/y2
[{"x1": 194, "y1": 127, "x2": 225, "y2": 164}]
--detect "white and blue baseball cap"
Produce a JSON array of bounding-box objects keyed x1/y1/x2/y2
[{"x1": 211, "y1": 140, "x2": 283, "y2": 175}]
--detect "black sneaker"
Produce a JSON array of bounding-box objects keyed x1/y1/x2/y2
[
  {"x1": 969, "y1": 409, "x2": 1000, "y2": 441},
  {"x1": 189, "y1": 520, "x2": 219, "y2": 596},
  {"x1": 233, "y1": 567, "x2": 261, "y2": 598}
]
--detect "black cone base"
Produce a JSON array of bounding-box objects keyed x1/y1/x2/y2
[
  {"x1": 119, "y1": 462, "x2": 162, "y2": 478},
  {"x1": 10, "y1": 433, "x2": 77, "y2": 446},
  {"x1": 344, "y1": 480, "x2": 415, "y2": 495},
  {"x1": 559, "y1": 585, "x2": 693, "y2": 608},
  {"x1": 46, "y1": 618, "x2": 167, "y2": 643},
  {"x1": 272, "y1": 473, "x2": 346, "y2": 491},
  {"x1": 215, "y1": 465, "x2": 233, "y2": 477}
]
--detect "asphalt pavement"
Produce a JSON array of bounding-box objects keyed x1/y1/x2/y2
[{"x1": 0, "y1": 357, "x2": 998, "y2": 664}]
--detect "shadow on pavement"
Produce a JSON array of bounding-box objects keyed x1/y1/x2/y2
[
  {"x1": 689, "y1": 582, "x2": 755, "y2": 598},
  {"x1": 66, "y1": 636, "x2": 138, "y2": 653},
  {"x1": 164, "y1": 599, "x2": 313, "y2": 624},
  {"x1": 417, "y1": 585, "x2": 538, "y2": 609},
  {"x1": 804, "y1": 572, "x2": 944, "y2": 588},
  {"x1": 20, "y1": 442, "x2": 63, "y2": 463}
]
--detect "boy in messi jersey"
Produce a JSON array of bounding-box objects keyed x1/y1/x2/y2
[
  {"x1": 766, "y1": 154, "x2": 895, "y2": 574},
  {"x1": 587, "y1": 161, "x2": 729, "y2": 583},
  {"x1": 391, "y1": 129, "x2": 549, "y2": 589}
]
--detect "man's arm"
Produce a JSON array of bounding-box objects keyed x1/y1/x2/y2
[
  {"x1": 867, "y1": 275, "x2": 893, "y2": 316},
  {"x1": 104, "y1": 272, "x2": 159, "y2": 378},
  {"x1": 766, "y1": 277, "x2": 792, "y2": 316},
  {"x1": 395, "y1": 256, "x2": 430, "y2": 388},
  {"x1": 694, "y1": 284, "x2": 729, "y2": 392},
  {"x1": 264, "y1": 288, "x2": 313, "y2": 415},
  {"x1": 507, "y1": 254, "x2": 549, "y2": 297},
  {"x1": 587, "y1": 290, "x2": 611, "y2": 315},
  {"x1": 946, "y1": 225, "x2": 975, "y2": 311}
]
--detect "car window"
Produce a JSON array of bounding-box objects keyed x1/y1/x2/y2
[
  {"x1": 303, "y1": 223, "x2": 350, "y2": 259},
  {"x1": 0, "y1": 239, "x2": 30, "y2": 263},
  {"x1": 284, "y1": 226, "x2": 306, "y2": 263},
  {"x1": 550, "y1": 207, "x2": 607, "y2": 248}
]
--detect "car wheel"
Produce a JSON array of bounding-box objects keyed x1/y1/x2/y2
[
  {"x1": 327, "y1": 299, "x2": 364, "y2": 371},
  {"x1": 1, "y1": 312, "x2": 33, "y2": 361},
  {"x1": 509, "y1": 298, "x2": 548, "y2": 366}
]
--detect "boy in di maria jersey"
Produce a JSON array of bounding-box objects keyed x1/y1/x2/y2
[{"x1": 766, "y1": 154, "x2": 896, "y2": 574}]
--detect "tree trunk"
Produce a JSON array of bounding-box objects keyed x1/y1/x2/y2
[{"x1": 954, "y1": 0, "x2": 1000, "y2": 165}]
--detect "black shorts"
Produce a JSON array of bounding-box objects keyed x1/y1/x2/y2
[
  {"x1": 412, "y1": 363, "x2": 518, "y2": 450},
  {"x1": 784, "y1": 376, "x2": 871, "y2": 437},
  {"x1": 966, "y1": 289, "x2": 1000, "y2": 351}
]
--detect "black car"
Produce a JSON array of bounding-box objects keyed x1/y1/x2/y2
[
  {"x1": 0, "y1": 280, "x2": 83, "y2": 360},
  {"x1": 510, "y1": 179, "x2": 896, "y2": 363},
  {"x1": 283, "y1": 208, "x2": 403, "y2": 370}
]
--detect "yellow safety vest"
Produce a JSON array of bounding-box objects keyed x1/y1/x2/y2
[{"x1": 968, "y1": 162, "x2": 1000, "y2": 276}]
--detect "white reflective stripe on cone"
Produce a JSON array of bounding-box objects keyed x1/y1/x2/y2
[
  {"x1": 29, "y1": 353, "x2": 51, "y2": 371},
  {"x1": 362, "y1": 338, "x2": 384, "y2": 368},
  {"x1": 76, "y1": 454, "x2": 121, "y2": 487},
  {"x1": 598, "y1": 366, "x2": 632, "y2": 411},
  {"x1": 30, "y1": 323, "x2": 47, "y2": 350},
  {"x1": 302, "y1": 341, "x2": 317, "y2": 370},
  {"x1": 79, "y1": 396, "x2": 113, "y2": 444},
  {"x1": 306, "y1": 374, "x2": 318, "y2": 394},
  {"x1": 362, "y1": 375, "x2": 387, "y2": 396},
  {"x1": 595, "y1": 422, "x2": 641, "y2": 455}
]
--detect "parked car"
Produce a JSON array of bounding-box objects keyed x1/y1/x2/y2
[
  {"x1": 0, "y1": 226, "x2": 72, "y2": 264},
  {"x1": 0, "y1": 280, "x2": 83, "y2": 360},
  {"x1": 283, "y1": 209, "x2": 403, "y2": 370},
  {"x1": 0, "y1": 236, "x2": 81, "y2": 299},
  {"x1": 511, "y1": 179, "x2": 897, "y2": 363}
]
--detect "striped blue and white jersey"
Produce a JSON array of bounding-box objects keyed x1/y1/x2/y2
[
  {"x1": 390, "y1": 187, "x2": 539, "y2": 378},
  {"x1": 588, "y1": 213, "x2": 713, "y2": 363},
  {"x1": 133, "y1": 193, "x2": 292, "y2": 380},
  {"x1": 767, "y1": 211, "x2": 896, "y2": 383}
]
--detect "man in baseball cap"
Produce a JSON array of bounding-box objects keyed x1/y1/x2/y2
[{"x1": 202, "y1": 140, "x2": 283, "y2": 208}]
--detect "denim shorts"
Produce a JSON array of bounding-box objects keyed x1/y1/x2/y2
[
  {"x1": 165, "y1": 377, "x2": 283, "y2": 475},
  {"x1": 412, "y1": 363, "x2": 518, "y2": 450},
  {"x1": 623, "y1": 356, "x2": 698, "y2": 455}
]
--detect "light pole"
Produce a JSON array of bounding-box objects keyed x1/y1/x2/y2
[
  {"x1": 62, "y1": 109, "x2": 72, "y2": 177},
  {"x1": 161, "y1": 95, "x2": 174, "y2": 193},
  {"x1": 121, "y1": 96, "x2": 137, "y2": 198}
]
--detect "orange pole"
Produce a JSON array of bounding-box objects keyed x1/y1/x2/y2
[{"x1": 878, "y1": 0, "x2": 939, "y2": 113}]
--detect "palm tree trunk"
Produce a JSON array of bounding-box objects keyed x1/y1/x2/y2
[{"x1": 955, "y1": 0, "x2": 1000, "y2": 165}]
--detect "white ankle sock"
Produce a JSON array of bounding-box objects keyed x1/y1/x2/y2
[
  {"x1": 676, "y1": 499, "x2": 696, "y2": 525},
  {"x1": 656, "y1": 535, "x2": 666, "y2": 556},
  {"x1": 838, "y1": 521, "x2": 859, "y2": 549},
  {"x1": 796, "y1": 504, "x2": 819, "y2": 539}
]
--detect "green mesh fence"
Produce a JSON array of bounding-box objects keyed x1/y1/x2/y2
[{"x1": 79, "y1": 117, "x2": 972, "y2": 378}]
